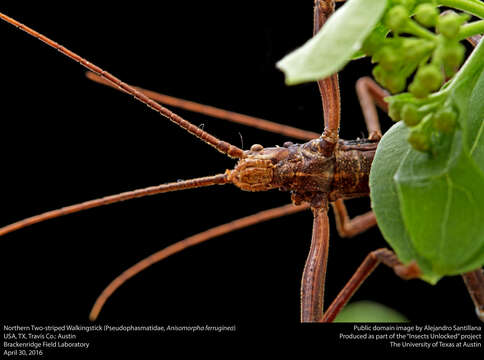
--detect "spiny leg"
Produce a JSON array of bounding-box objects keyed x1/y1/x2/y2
[
  {"x1": 321, "y1": 248, "x2": 421, "y2": 322},
  {"x1": 301, "y1": 199, "x2": 330, "y2": 322},
  {"x1": 90, "y1": 203, "x2": 310, "y2": 321},
  {"x1": 85, "y1": 72, "x2": 320, "y2": 141}
]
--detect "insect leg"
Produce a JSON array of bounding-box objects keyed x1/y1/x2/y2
[
  {"x1": 355, "y1": 76, "x2": 390, "y2": 141},
  {"x1": 467, "y1": 34, "x2": 482, "y2": 47},
  {"x1": 330, "y1": 77, "x2": 388, "y2": 237},
  {"x1": 314, "y1": 0, "x2": 340, "y2": 144},
  {"x1": 89, "y1": 203, "x2": 309, "y2": 320},
  {"x1": 301, "y1": 201, "x2": 330, "y2": 322},
  {"x1": 85, "y1": 72, "x2": 320, "y2": 141},
  {"x1": 321, "y1": 248, "x2": 420, "y2": 322},
  {"x1": 330, "y1": 199, "x2": 377, "y2": 238},
  {"x1": 462, "y1": 269, "x2": 484, "y2": 322}
]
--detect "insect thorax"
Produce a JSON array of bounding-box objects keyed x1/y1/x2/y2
[{"x1": 228, "y1": 137, "x2": 378, "y2": 204}]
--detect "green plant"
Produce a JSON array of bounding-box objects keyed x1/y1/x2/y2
[
  {"x1": 277, "y1": 0, "x2": 484, "y2": 285},
  {"x1": 334, "y1": 300, "x2": 408, "y2": 322}
]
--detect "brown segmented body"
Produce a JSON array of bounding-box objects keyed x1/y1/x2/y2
[
  {"x1": 330, "y1": 139, "x2": 379, "y2": 201},
  {"x1": 229, "y1": 137, "x2": 378, "y2": 206},
  {"x1": 0, "y1": 1, "x2": 482, "y2": 326}
]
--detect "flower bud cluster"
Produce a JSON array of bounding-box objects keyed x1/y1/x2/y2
[
  {"x1": 360, "y1": 0, "x2": 479, "y2": 153},
  {"x1": 388, "y1": 92, "x2": 458, "y2": 153},
  {"x1": 363, "y1": 0, "x2": 469, "y2": 98}
]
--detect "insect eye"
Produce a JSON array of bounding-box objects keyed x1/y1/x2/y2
[{"x1": 283, "y1": 141, "x2": 294, "y2": 148}]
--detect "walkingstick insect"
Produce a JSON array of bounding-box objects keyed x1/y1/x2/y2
[{"x1": 0, "y1": 2, "x2": 481, "y2": 324}]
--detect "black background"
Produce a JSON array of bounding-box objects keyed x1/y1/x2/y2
[{"x1": 0, "y1": 0, "x2": 480, "y2": 348}]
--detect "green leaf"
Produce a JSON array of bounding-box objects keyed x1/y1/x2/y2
[
  {"x1": 370, "y1": 123, "x2": 441, "y2": 283},
  {"x1": 395, "y1": 135, "x2": 484, "y2": 276},
  {"x1": 334, "y1": 301, "x2": 408, "y2": 323},
  {"x1": 466, "y1": 62, "x2": 484, "y2": 171},
  {"x1": 276, "y1": 0, "x2": 388, "y2": 85},
  {"x1": 370, "y1": 40, "x2": 484, "y2": 282},
  {"x1": 438, "y1": 0, "x2": 484, "y2": 19}
]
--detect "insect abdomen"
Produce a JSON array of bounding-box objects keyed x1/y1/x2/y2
[{"x1": 330, "y1": 140, "x2": 378, "y2": 200}]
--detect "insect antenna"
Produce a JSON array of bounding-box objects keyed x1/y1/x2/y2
[
  {"x1": 0, "y1": 12, "x2": 245, "y2": 159},
  {"x1": 0, "y1": 174, "x2": 229, "y2": 238},
  {"x1": 89, "y1": 203, "x2": 309, "y2": 321},
  {"x1": 85, "y1": 72, "x2": 320, "y2": 141}
]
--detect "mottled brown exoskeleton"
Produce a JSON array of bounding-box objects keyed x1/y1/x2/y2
[{"x1": 0, "y1": 1, "x2": 482, "y2": 323}]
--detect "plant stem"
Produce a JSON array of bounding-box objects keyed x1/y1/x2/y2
[
  {"x1": 438, "y1": 0, "x2": 484, "y2": 19},
  {"x1": 404, "y1": 20, "x2": 437, "y2": 41},
  {"x1": 458, "y1": 20, "x2": 484, "y2": 40}
]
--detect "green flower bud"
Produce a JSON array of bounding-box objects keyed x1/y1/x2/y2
[
  {"x1": 375, "y1": 46, "x2": 400, "y2": 71},
  {"x1": 401, "y1": 103, "x2": 422, "y2": 126},
  {"x1": 388, "y1": 99, "x2": 405, "y2": 122},
  {"x1": 409, "y1": 80, "x2": 430, "y2": 98},
  {"x1": 386, "y1": 74, "x2": 407, "y2": 94},
  {"x1": 436, "y1": 12, "x2": 467, "y2": 39},
  {"x1": 402, "y1": 38, "x2": 435, "y2": 62},
  {"x1": 415, "y1": 64, "x2": 444, "y2": 91},
  {"x1": 443, "y1": 42, "x2": 465, "y2": 75},
  {"x1": 394, "y1": 0, "x2": 416, "y2": 10},
  {"x1": 389, "y1": 105, "x2": 401, "y2": 122},
  {"x1": 434, "y1": 40, "x2": 466, "y2": 76},
  {"x1": 408, "y1": 127, "x2": 431, "y2": 152},
  {"x1": 433, "y1": 107, "x2": 457, "y2": 132},
  {"x1": 414, "y1": 3, "x2": 439, "y2": 27},
  {"x1": 372, "y1": 65, "x2": 386, "y2": 87},
  {"x1": 385, "y1": 5, "x2": 410, "y2": 33}
]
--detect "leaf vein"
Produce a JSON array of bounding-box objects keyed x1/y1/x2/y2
[
  {"x1": 470, "y1": 119, "x2": 484, "y2": 156},
  {"x1": 439, "y1": 175, "x2": 453, "y2": 260}
]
